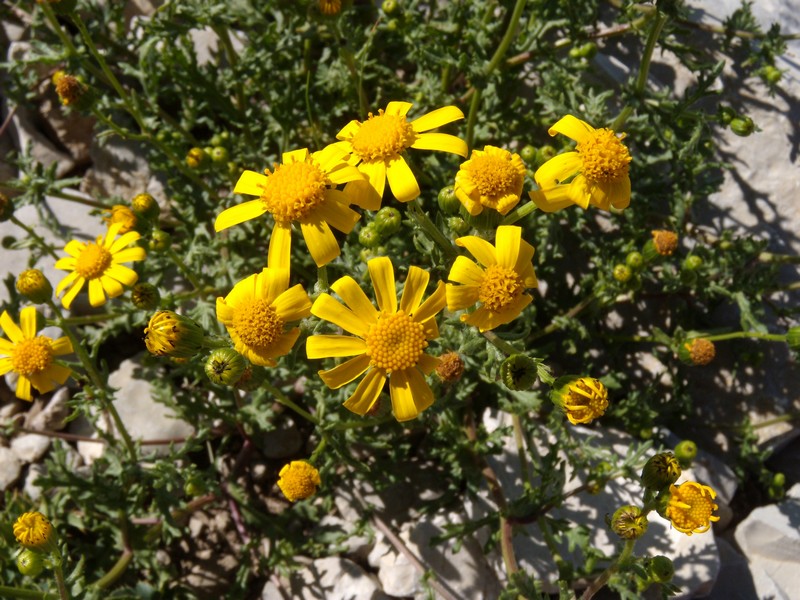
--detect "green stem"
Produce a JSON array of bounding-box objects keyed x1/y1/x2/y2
[
  {"x1": 482, "y1": 330, "x2": 519, "y2": 356},
  {"x1": 511, "y1": 414, "x2": 531, "y2": 489},
  {"x1": 580, "y1": 539, "x2": 636, "y2": 600},
  {"x1": 703, "y1": 331, "x2": 786, "y2": 343},
  {"x1": 58, "y1": 313, "x2": 121, "y2": 326},
  {"x1": 758, "y1": 252, "x2": 800, "y2": 264},
  {"x1": 47, "y1": 300, "x2": 138, "y2": 463},
  {"x1": 91, "y1": 551, "x2": 132, "y2": 591},
  {"x1": 407, "y1": 200, "x2": 458, "y2": 260},
  {"x1": 9, "y1": 215, "x2": 60, "y2": 260},
  {"x1": 500, "y1": 201, "x2": 537, "y2": 225},
  {"x1": 47, "y1": 189, "x2": 111, "y2": 210},
  {"x1": 0, "y1": 586, "x2": 56, "y2": 599},
  {"x1": 751, "y1": 413, "x2": 800, "y2": 430},
  {"x1": 308, "y1": 437, "x2": 328, "y2": 464},
  {"x1": 166, "y1": 248, "x2": 205, "y2": 291},
  {"x1": 464, "y1": 88, "x2": 482, "y2": 153},
  {"x1": 527, "y1": 294, "x2": 596, "y2": 343},
  {"x1": 317, "y1": 265, "x2": 329, "y2": 292},
  {"x1": 52, "y1": 562, "x2": 69, "y2": 600},
  {"x1": 262, "y1": 380, "x2": 319, "y2": 425},
  {"x1": 610, "y1": 10, "x2": 667, "y2": 131},
  {"x1": 537, "y1": 516, "x2": 570, "y2": 580},
  {"x1": 39, "y1": 3, "x2": 80, "y2": 58}
]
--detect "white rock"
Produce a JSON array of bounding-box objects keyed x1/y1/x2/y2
[
  {"x1": 10, "y1": 433, "x2": 51, "y2": 463},
  {"x1": 734, "y1": 483, "x2": 800, "y2": 599},
  {"x1": 261, "y1": 556, "x2": 389, "y2": 600},
  {"x1": 707, "y1": 536, "x2": 788, "y2": 600},
  {"x1": 0, "y1": 446, "x2": 22, "y2": 491},
  {"x1": 23, "y1": 464, "x2": 47, "y2": 502},
  {"x1": 27, "y1": 387, "x2": 72, "y2": 431},
  {"x1": 317, "y1": 515, "x2": 373, "y2": 560}
]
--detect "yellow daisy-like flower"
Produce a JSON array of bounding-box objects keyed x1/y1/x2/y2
[
  {"x1": 216, "y1": 268, "x2": 312, "y2": 367},
  {"x1": 666, "y1": 481, "x2": 720, "y2": 535},
  {"x1": 446, "y1": 225, "x2": 537, "y2": 332},
  {"x1": 306, "y1": 257, "x2": 447, "y2": 421},
  {"x1": 13, "y1": 511, "x2": 57, "y2": 552},
  {"x1": 529, "y1": 115, "x2": 632, "y2": 212},
  {"x1": 454, "y1": 145, "x2": 526, "y2": 216},
  {"x1": 0, "y1": 307, "x2": 73, "y2": 401},
  {"x1": 330, "y1": 101, "x2": 468, "y2": 209},
  {"x1": 215, "y1": 146, "x2": 364, "y2": 268},
  {"x1": 277, "y1": 460, "x2": 321, "y2": 502},
  {"x1": 55, "y1": 222, "x2": 146, "y2": 309},
  {"x1": 103, "y1": 204, "x2": 138, "y2": 234},
  {"x1": 552, "y1": 376, "x2": 609, "y2": 425}
]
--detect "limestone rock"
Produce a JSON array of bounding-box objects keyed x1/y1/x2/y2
[
  {"x1": 261, "y1": 557, "x2": 389, "y2": 600},
  {"x1": 10, "y1": 433, "x2": 51, "y2": 463},
  {"x1": 0, "y1": 446, "x2": 22, "y2": 491}
]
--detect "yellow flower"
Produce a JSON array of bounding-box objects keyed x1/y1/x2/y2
[
  {"x1": 216, "y1": 268, "x2": 311, "y2": 367},
  {"x1": 103, "y1": 204, "x2": 138, "y2": 234},
  {"x1": 446, "y1": 225, "x2": 537, "y2": 332},
  {"x1": 277, "y1": 460, "x2": 321, "y2": 501},
  {"x1": 55, "y1": 222, "x2": 146, "y2": 309},
  {"x1": 529, "y1": 115, "x2": 631, "y2": 212},
  {"x1": 318, "y1": 0, "x2": 341, "y2": 15},
  {"x1": 306, "y1": 257, "x2": 446, "y2": 421},
  {"x1": 144, "y1": 310, "x2": 206, "y2": 359},
  {"x1": 666, "y1": 481, "x2": 720, "y2": 535},
  {"x1": 454, "y1": 145, "x2": 526, "y2": 216},
  {"x1": 0, "y1": 307, "x2": 72, "y2": 401},
  {"x1": 552, "y1": 376, "x2": 609, "y2": 425},
  {"x1": 13, "y1": 511, "x2": 57, "y2": 552},
  {"x1": 215, "y1": 146, "x2": 364, "y2": 268},
  {"x1": 330, "y1": 101, "x2": 468, "y2": 209}
]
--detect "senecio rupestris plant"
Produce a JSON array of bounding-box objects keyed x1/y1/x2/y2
[{"x1": 0, "y1": 0, "x2": 797, "y2": 598}]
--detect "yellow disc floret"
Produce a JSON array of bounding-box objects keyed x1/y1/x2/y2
[
  {"x1": 365, "y1": 311, "x2": 427, "y2": 372},
  {"x1": 350, "y1": 110, "x2": 416, "y2": 161},
  {"x1": 75, "y1": 242, "x2": 112, "y2": 280},
  {"x1": 560, "y1": 377, "x2": 609, "y2": 425},
  {"x1": 232, "y1": 299, "x2": 285, "y2": 352},
  {"x1": 468, "y1": 153, "x2": 522, "y2": 198},
  {"x1": 13, "y1": 512, "x2": 56, "y2": 551},
  {"x1": 260, "y1": 159, "x2": 328, "y2": 224},
  {"x1": 11, "y1": 338, "x2": 54, "y2": 377},
  {"x1": 666, "y1": 481, "x2": 720, "y2": 535},
  {"x1": 277, "y1": 460, "x2": 321, "y2": 502},
  {"x1": 479, "y1": 265, "x2": 523, "y2": 312},
  {"x1": 578, "y1": 128, "x2": 631, "y2": 183}
]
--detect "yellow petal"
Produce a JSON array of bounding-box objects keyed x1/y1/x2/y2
[
  {"x1": 412, "y1": 281, "x2": 446, "y2": 324},
  {"x1": 357, "y1": 160, "x2": 387, "y2": 204},
  {"x1": 311, "y1": 294, "x2": 369, "y2": 337},
  {"x1": 367, "y1": 257, "x2": 397, "y2": 314},
  {"x1": 399, "y1": 266, "x2": 429, "y2": 315},
  {"x1": 411, "y1": 132, "x2": 468, "y2": 157},
  {"x1": 273, "y1": 284, "x2": 312, "y2": 322},
  {"x1": 446, "y1": 283, "x2": 481, "y2": 311},
  {"x1": 282, "y1": 148, "x2": 310, "y2": 164},
  {"x1": 534, "y1": 152, "x2": 582, "y2": 189},
  {"x1": 528, "y1": 187, "x2": 575, "y2": 213},
  {"x1": 63, "y1": 240, "x2": 85, "y2": 258},
  {"x1": 261, "y1": 328, "x2": 302, "y2": 360},
  {"x1": 268, "y1": 223, "x2": 292, "y2": 272},
  {"x1": 390, "y1": 368, "x2": 433, "y2": 421},
  {"x1": 106, "y1": 264, "x2": 138, "y2": 287},
  {"x1": 448, "y1": 256, "x2": 484, "y2": 287},
  {"x1": 261, "y1": 267, "x2": 289, "y2": 304},
  {"x1": 385, "y1": 101, "x2": 413, "y2": 117},
  {"x1": 318, "y1": 192, "x2": 361, "y2": 233},
  {"x1": 609, "y1": 177, "x2": 631, "y2": 210},
  {"x1": 233, "y1": 170, "x2": 268, "y2": 196},
  {"x1": 300, "y1": 218, "x2": 340, "y2": 267},
  {"x1": 548, "y1": 114, "x2": 594, "y2": 144},
  {"x1": 111, "y1": 247, "x2": 146, "y2": 264},
  {"x1": 494, "y1": 226, "x2": 521, "y2": 270},
  {"x1": 514, "y1": 237, "x2": 536, "y2": 277},
  {"x1": 51, "y1": 337, "x2": 73, "y2": 356},
  {"x1": 54, "y1": 257, "x2": 76, "y2": 271},
  {"x1": 306, "y1": 335, "x2": 367, "y2": 358},
  {"x1": 16, "y1": 375, "x2": 32, "y2": 401},
  {"x1": 28, "y1": 372, "x2": 55, "y2": 394},
  {"x1": 567, "y1": 175, "x2": 592, "y2": 209},
  {"x1": 327, "y1": 163, "x2": 365, "y2": 186},
  {"x1": 336, "y1": 120, "x2": 361, "y2": 141},
  {"x1": 455, "y1": 187, "x2": 483, "y2": 216},
  {"x1": 464, "y1": 294, "x2": 532, "y2": 332},
  {"x1": 45, "y1": 363, "x2": 72, "y2": 385},
  {"x1": 104, "y1": 222, "x2": 124, "y2": 246},
  {"x1": 0, "y1": 311, "x2": 23, "y2": 344},
  {"x1": 88, "y1": 279, "x2": 107, "y2": 307},
  {"x1": 386, "y1": 156, "x2": 420, "y2": 203},
  {"x1": 100, "y1": 274, "x2": 124, "y2": 299},
  {"x1": 330, "y1": 276, "x2": 378, "y2": 323},
  {"x1": 455, "y1": 235, "x2": 497, "y2": 268},
  {"x1": 343, "y1": 367, "x2": 386, "y2": 415},
  {"x1": 411, "y1": 106, "x2": 465, "y2": 133},
  {"x1": 417, "y1": 353, "x2": 440, "y2": 376},
  {"x1": 343, "y1": 179, "x2": 382, "y2": 211},
  {"x1": 20, "y1": 306, "x2": 38, "y2": 340},
  {"x1": 55, "y1": 271, "x2": 79, "y2": 296},
  {"x1": 0, "y1": 339, "x2": 14, "y2": 355},
  {"x1": 60, "y1": 278, "x2": 85, "y2": 309},
  {"x1": 108, "y1": 230, "x2": 141, "y2": 254},
  {"x1": 318, "y1": 354, "x2": 371, "y2": 389},
  {"x1": 214, "y1": 200, "x2": 267, "y2": 232}
]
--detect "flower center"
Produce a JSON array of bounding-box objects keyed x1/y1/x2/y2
[
  {"x1": 479, "y1": 265, "x2": 523, "y2": 312},
  {"x1": 233, "y1": 298, "x2": 285, "y2": 351},
  {"x1": 668, "y1": 485, "x2": 716, "y2": 531},
  {"x1": 577, "y1": 128, "x2": 631, "y2": 183},
  {"x1": 260, "y1": 160, "x2": 328, "y2": 224},
  {"x1": 75, "y1": 242, "x2": 112, "y2": 280},
  {"x1": 350, "y1": 110, "x2": 416, "y2": 162},
  {"x1": 564, "y1": 378, "x2": 609, "y2": 422},
  {"x1": 11, "y1": 337, "x2": 54, "y2": 377},
  {"x1": 365, "y1": 311, "x2": 427, "y2": 372},
  {"x1": 468, "y1": 154, "x2": 520, "y2": 198}
]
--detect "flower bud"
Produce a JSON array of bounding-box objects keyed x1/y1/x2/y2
[
  {"x1": 718, "y1": 105, "x2": 736, "y2": 125},
  {"x1": 759, "y1": 65, "x2": 782, "y2": 85},
  {"x1": 16, "y1": 549, "x2": 45, "y2": 578},
  {"x1": 447, "y1": 216, "x2": 470, "y2": 235},
  {"x1": 551, "y1": 376, "x2": 609, "y2": 425},
  {"x1": 500, "y1": 354, "x2": 538, "y2": 391},
  {"x1": 103, "y1": 204, "x2": 138, "y2": 234},
  {"x1": 52, "y1": 71, "x2": 88, "y2": 107},
  {"x1": 641, "y1": 452, "x2": 681, "y2": 491},
  {"x1": 613, "y1": 264, "x2": 632, "y2": 283},
  {"x1": 437, "y1": 185, "x2": 460, "y2": 215},
  {"x1": 358, "y1": 223, "x2": 382, "y2": 248},
  {"x1": 205, "y1": 348, "x2": 247, "y2": 386},
  {"x1": 374, "y1": 206, "x2": 402, "y2": 236},
  {"x1": 436, "y1": 351, "x2": 465, "y2": 383},
  {"x1": 678, "y1": 338, "x2": 716, "y2": 366},
  {"x1": 144, "y1": 310, "x2": 206, "y2": 359},
  {"x1": 13, "y1": 512, "x2": 57, "y2": 553},
  {"x1": 210, "y1": 146, "x2": 229, "y2": 163},
  {"x1": 610, "y1": 505, "x2": 648, "y2": 540},
  {"x1": 519, "y1": 145, "x2": 537, "y2": 163},
  {"x1": 186, "y1": 147, "x2": 207, "y2": 168},
  {"x1": 318, "y1": 0, "x2": 342, "y2": 15},
  {"x1": 131, "y1": 193, "x2": 160, "y2": 221},
  {"x1": 16, "y1": 269, "x2": 53, "y2": 304},
  {"x1": 277, "y1": 460, "x2": 321, "y2": 502},
  {"x1": 130, "y1": 282, "x2": 160, "y2": 311},
  {"x1": 646, "y1": 555, "x2": 675, "y2": 583},
  {"x1": 235, "y1": 364, "x2": 267, "y2": 391},
  {"x1": 148, "y1": 229, "x2": 172, "y2": 252},
  {"x1": 730, "y1": 116, "x2": 755, "y2": 137},
  {"x1": 0, "y1": 192, "x2": 14, "y2": 222},
  {"x1": 682, "y1": 255, "x2": 703, "y2": 271},
  {"x1": 649, "y1": 230, "x2": 679, "y2": 257},
  {"x1": 674, "y1": 440, "x2": 697, "y2": 467},
  {"x1": 625, "y1": 251, "x2": 644, "y2": 271}
]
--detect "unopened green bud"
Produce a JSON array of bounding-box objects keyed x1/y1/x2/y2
[
  {"x1": 519, "y1": 144, "x2": 537, "y2": 163},
  {"x1": 130, "y1": 282, "x2": 160, "y2": 311},
  {"x1": 16, "y1": 549, "x2": 44, "y2": 578},
  {"x1": 149, "y1": 230, "x2": 171, "y2": 252},
  {"x1": 613, "y1": 264, "x2": 632, "y2": 283},
  {"x1": 205, "y1": 347, "x2": 247, "y2": 385},
  {"x1": 437, "y1": 185, "x2": 460, "y2": 215},
  {"x1": 358, "y1": 224, "x2": 382, "y2": 248},
  {"x1": 184, "y1": 476, "x2": 207, "y2": 497},
  {"x1": 647, "y1": 555, "x2": 675, "y2": 583},
  {"x1": 144, "y1": 310, "x2": 206, "y2": 359},
  {"x1": 730, "y1": 116, "x2": 755, "y2": 137},
  {"x1": 717, "y1": 105, "x2": 736, "y2": 125},
  {"x1": 610, "y1": 505, "x2": 648, "y2": 540},
  {"x1": 759, "y1": 65, "x2": 782, "y2": 85},
  {"x1": 210, "y1": 146, "x2": 229, "y2": 163},
  {"x1": 641, "y1": 452, "x2": 681, "y2": 491},
  {"x1": 536, "y1": 145, "x2": 557, "y2": 166},
  {"x1": 772, "y1": 472, "x2": 786, "y2": 488},
  {"x1": 682, "y1": 255, "x2": 703, "y2": 271},
  {"x1": 374, "y1": 206, "x2": 402, "y2": 236},
  {"x1": 674, "y1": 440, "x2": 698, "y2": 467},
  {"x1": 625, "y1": 251, "x2": 644, "y2": 270},
  {"x1": 447, "y1": 216, "x2": 470, "y2": 235},
  {"x1": 16, "y1": 269, "x2": 52, "y2": 304},
  {"x1": 500, "y1": 354, "x2": 538, "y2": 391},
  {"x1": 131, "y1": 193, "x2": 160, "y2": 221},
  {"x1": 186, "y1": 147, "x2": 207, "y2": 168}
]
